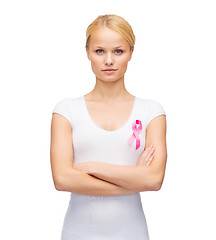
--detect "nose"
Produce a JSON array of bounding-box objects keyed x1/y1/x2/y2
[{"x1": 105, "y1": 52, "x2": 114, "y2": 66}]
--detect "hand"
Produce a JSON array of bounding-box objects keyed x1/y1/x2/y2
[
  {"x1": 73, "y1": 161, "x2": 92, "y2": 174},
  {"x1": 137, "y1": 145, "x2": 155, "y2": 167}
]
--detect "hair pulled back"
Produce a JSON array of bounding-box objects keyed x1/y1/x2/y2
[{"x1": 85, "y1": 14, "x2": 135, "y2": 52}]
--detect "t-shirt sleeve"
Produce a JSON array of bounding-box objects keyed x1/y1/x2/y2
[
  {"x1": 146, "y1": 100, "x2": 166, "y2": 127},
  {"x1": 52, "y1": 98, "x2": 73, "y2": 127}
]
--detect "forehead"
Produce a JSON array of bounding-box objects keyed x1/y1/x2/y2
[{"x1": 89, "y1": 27, "x2": 129, "y2": 48}]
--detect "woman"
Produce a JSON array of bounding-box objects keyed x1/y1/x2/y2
[{"x1": 50, "y1": 14, "x2": 167, "y2": 240}]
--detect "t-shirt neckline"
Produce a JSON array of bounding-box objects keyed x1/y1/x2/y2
[{"x1": 81, "y1": 95, "x2": 137, "y2": 134}]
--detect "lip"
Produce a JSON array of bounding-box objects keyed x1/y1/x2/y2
[
  {"x1": 102, "y1": 69, "x2": 117, "y2": 71},
  {"x1": 102, "y1": 69, "x2": 117, "y2": 74}
]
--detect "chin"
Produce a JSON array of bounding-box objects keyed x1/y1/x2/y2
[{"x1": 97, "y1": 75, "x2": 124, "y2": 83}]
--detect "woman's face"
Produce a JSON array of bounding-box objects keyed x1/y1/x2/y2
[{"x1": 86, "y1": 27, "x2": 134, "y2": 83}]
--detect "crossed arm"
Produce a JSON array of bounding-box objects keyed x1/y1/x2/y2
[
  {"x1": 51, "y1": 113, "x2": 167, "y2": 195},
  {"x1": 74, "y1": 115, "x2": 167, "y2": 192}
]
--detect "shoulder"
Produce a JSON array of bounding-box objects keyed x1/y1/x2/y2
[
  {"x1": 136, "y1": 96, "x2": 166, "y2": 126},
  {"x1": 136, "y1": 96, "x2": 165, "y2": 112},
  {"x1": 53, "y1": 97, "x2": 72, "y2": 108},
  {"x1": 52, "y1": 96, "x2": 82, "y2": 111},
  {"x1": 52, "y1": 96, "x2": 83, "y2": 126}
]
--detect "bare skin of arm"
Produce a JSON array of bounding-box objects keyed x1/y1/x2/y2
[
  {"x1": 50, "y1": 113, "x2": 140, "y2": 196},
  {"x1": 73, "y1": 115, "x2": 167, "y2": 192}
]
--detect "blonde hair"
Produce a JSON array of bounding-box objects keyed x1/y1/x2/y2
[{"x1": 85, "y1": 14, "x2": 135, "y2": 51}]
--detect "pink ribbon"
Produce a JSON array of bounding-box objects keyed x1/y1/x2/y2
[{"x1": 128, "y1": 120, "x2": 142, "y2": 150}]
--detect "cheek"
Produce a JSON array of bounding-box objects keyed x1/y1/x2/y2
[
  {"x1": 118, "y1": 56, "x2": 129, "y2": 68},
  {"x1": 90, "y1": 57, "x2": 102, "y2": 68}
]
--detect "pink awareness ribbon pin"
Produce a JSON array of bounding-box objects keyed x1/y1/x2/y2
[{"x1": 128, "y1": 120, "x2": 142, "y2": 150}]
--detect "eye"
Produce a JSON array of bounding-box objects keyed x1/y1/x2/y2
[
  {"x1": 115, "y1": 49, "x2": 123, "y2": 54},
  {"x1": 96, "y1": 49, "x2": 104, "y2": 54}
]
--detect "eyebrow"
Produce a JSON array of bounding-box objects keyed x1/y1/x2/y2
[{"x1": 95, "y1": 46, "x2": 125, "y2": 48}]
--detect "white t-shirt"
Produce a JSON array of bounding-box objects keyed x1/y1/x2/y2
[{"x1": 52, "y1": 95, "x2": 166, "y2": 240}]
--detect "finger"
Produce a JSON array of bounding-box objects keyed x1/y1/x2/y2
[
  {"x1": 146, "y1": 147, "x2": 155, "y2": 160},
  {"x1": 137, "y1": 147, "x2": 151, "y2": 165},
  {"x1": 141, "y1": 145, "x2": 153, "y2": 159},
  {"x1": 146, "y1": 154, "x2": 154, "y2": 166},
  {"x1": 139, "y1": 145, "x2": 155, "y2": 165},
  {"x1": 143, "y1": 147, "x2": 155, "y2": 164}
]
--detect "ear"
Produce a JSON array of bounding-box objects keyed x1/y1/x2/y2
[
  {"x1": 128, "y1": 47, "x2": 134, "y2": 61},
  {"x1": 86, "y1": 47, "x2": 91, "y2": 60}
]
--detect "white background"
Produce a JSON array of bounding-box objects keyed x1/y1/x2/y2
[{"x1": 0, "y1": 0, "x2": 215, "y2": 239}]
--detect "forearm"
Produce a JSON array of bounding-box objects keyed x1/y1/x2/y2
[
  {"x1": 89, "y1": 162, "x2": 159, "y2": 192},
  {"x1": 55, "y1": 168, "x2": 137, "y2": 196}
]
